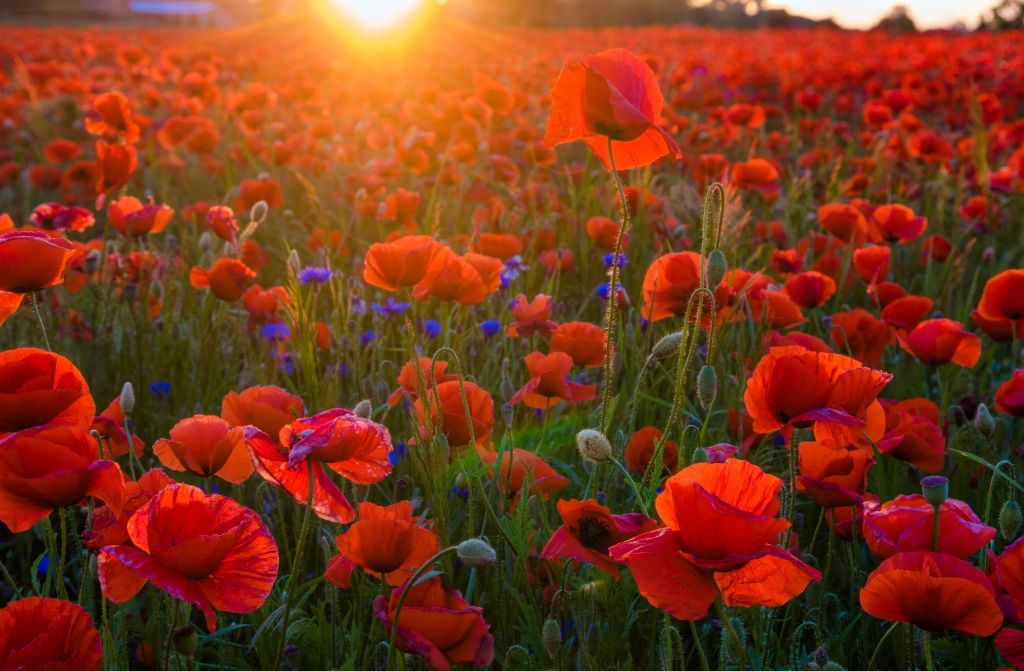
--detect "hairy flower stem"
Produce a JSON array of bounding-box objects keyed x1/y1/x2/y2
[
  {"x1": 689, "y1": 620, "x2": 711, "y2": 671},
  {"x1": 922, "y1": 630, "x2": 934, "y2": 671},
  {"x1": 385, "y1": 545, "x2": 459, "y2": 670},
  {"x1": 714, "y1": 597, "x2": 747, "y2": 671},
  {"x1": 599, "y1": 137, "x2": 630, "y2": 433},
  {"x1": 32, "y1": 292, "x2": 52, "y2": 352},
  {"x1": 273, "y1": 461, "x2": 316, "y2": 671}
]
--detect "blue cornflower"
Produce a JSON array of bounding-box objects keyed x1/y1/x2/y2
[
  {"x1": 149, "y1": 381, "x2": 171, "y2": 399},
  {"x1": 260, "y1": 323, "x2": 291, "y2": 341},
  {"x1": 350, "y1": 295, "x2": 367, "y2": 315},
  {"x1": 298, "y1": 266, "x2": 332, "y2": 285},
  {"x1": 603, "y1": 252, "x2": 627, "y2": 268},
  {"x1": 423, "y1": 319, "x2": 441, "y2": 338},
  {"x1": 480, "y1": 319, "x2": 501, "y2": 337},
  {"x1": 360, "y1": 328, "x2": 376, "y2": 345},
  {"x1": 372, "y1": 297, "x2": 411, "y2": 317}
]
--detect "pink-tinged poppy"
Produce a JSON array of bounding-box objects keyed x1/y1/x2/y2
[
  {"x1": 0, "y1": 230, "x2": 76, "y2": 293},
  {"x1": 108, "y1": 196, "x2": 173, "y2": 237},
  {"x1": 509, "y1": 351, "x2": 596, "y2": 410},
  {"x1": 90, "y1": 393, "x2": 145, "y2": 458},
  {"x1": 153, "y1": 414, "x2": 252, "y2": 484},
  {"x1": 505, "y1": 293, "x2": 557, "y2": 338},
  {"x1": 863, "y1": 494, "x2": 995, "y2": 559},
  {"x1": 994, "y1": 535, "x2": 1024, "y2": 622},
  {"x1": 0, "y1": 347, "x2": 96, "y2": 436},
  {"x1": 609, "y1": 459, "x2": 819, "y2": 619},
  {"x1": 84, "y1": 468, "x2": 176, "y2": 551},
  {"x1": 0, "y1": 424, "x2": 125, "y2": 533},
  {"x1": 280, "y1": 408, "x2": 393, "y2": 484},
  {"x1": 897, "y1": 318, "x2": 981, "y2": 367},
  {"x1": 995, "y1": 628, "x2": 1024, "y2": 668},
  {"x1": 797, "y1": 440, "x2": 874, "y2": 508},
  {"x1": 373, "y1": 577, "x2": 494, "y2": 671},
  {"x1": 98, "y1": 483, "x2": 278, "y2": 631},
  {"x1": 540, "y1": 498, "x2": 657, "y2": 578},
  {"x1": 29, "y1": 203, "x2": 95, "y2": 233},
  {"x1": 995, "y1": 370, "x2": 1024, "y2": 416},
  {"x1": 0, "y1": 597, "x2": 102, "y2": 671}
]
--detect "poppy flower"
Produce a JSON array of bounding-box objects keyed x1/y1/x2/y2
[
  {"x1": 871, "y1": 204, "x2": 927, "y2": 243},
  {"x1": 0, "y1": 347, "x2": 95, "y2": 436},
  {"x1": 153, "y1": 415, "x2": 252, "y2": 484},
  {"x1": 505, "y1": 293, "x2": 557, "y2": 337},
  {"x1": 280, "y1": 408, "x2": 393, "y2": 484},
  {"x1": 543, "y1": 48, "x2": 681, "y2": 170},
  {"x1": 221, "y1": 385, "x2": 304, "y2": 438},
  {"x1": 586, "y1": 215, "x2": 629, "y2": 251},
  {"x1": 731, "y1": 158, "x2": 780, "y2": 200},
  {"x1": 0, "y1": 424, "x2": 125, "y2": 533},
  {"x1": 204, "y1": 205, "x2": 238, "y2": 244},
  {"x1": 743, "y1": 346, "x2": 892, "y2": 444},
  {"x1": 95, "y1": 141, "x2": 138, "y2": 196},
  {"x1": 363, "y1": 235, "x2": 449, "y2": 292},
  {"x1": 897, "y1": 318, "x2": 981, "y2": 367},
  {"x1": 549, "y1": 321, "x2": 608, "y2": 368},
  {"x1": 830, "y1": 309, "x2": 892, "y2": 369},
  {"x1": 540, "y1": 498, "x2": 657, "y2": 578},
  {"x1": 818, "y1": 203, "x2": 869, "y2": 244},
  {"x1": 476, "y1": 447, "x2": 568, "y2": 510},
  {"x1": 797, "y1": 440, "x2": 874, "y2": 508},
  {"x1": 190, "y1": 258, "x2": 256, "y2": 301},
  {"x1": 995, "y1": 628, "x2": 1024, "y2": 668},
  {"x1": 108, "y1": 196, "x2": 173, "y2": 237},
  {"x1": 881, "y1": 295, "x2": 933, "y2": 331},
  {"x1": 783, "y1": 271, "x2": 836, "y2": 309},
  {"x1": 85, "y1": 91, "x2": 140, "y2": 143},
  {"x1": 0, "y1": 291, "x2": 23, "y2": 328},
  {"x1": 863, "y1": 494, "x2": 995, "y2": 559},
  {"x1": 475, "y1": 232, "x2": 523, "y2": 260},
  {"x1": 625, "y1": 426, "x2": 679, "y2": 476},
  {"x1": 995, "y1": 370, "x2": 1024, "y2": 416},
  {"x1": 0, "y1": 597, "x2": 102, "y2": 671},
  {"x1": 98, "y1": 483, "x2": 278, "y2": 632},
  {"x1": 0, "y1": 230, "x2": 76, "y2": 293},
  {"x1": 414, "y1": 380, "x2": 494, "y2": 450},
  {"x1": 83, "y1": 468, "x2": 176, "y2": 551},
  {"x1": 30, "y1": 203, "x2": 95, "y2": 232},
  {"x1": 387, "y1": 357, "x2": 458, "y2": 406},
  {"x1": 235, "y1": 177, "x2": 283, "y2": 212},
  {"x1": 91, "y1": 393, "x2": 145, "y2": 458},
  {"x1": 412, "y1": 253, "x2": 499, "y2": 306},
  {"x1": 852, "y1": 245, "x2": 891, "y2": 285},
  {"x1": 877, "y1": 399, "x2": 945, "y2": 472},
  {"x1": 509, "y1": 351, "x2": 596, "y2": 410},
  {"x1": 609, "y1": 458, "x2": 820, "y2": 619},
  {"x1": 641, "y1": 251, "x2": 726, "y2": 324},
  {"x1": 972, "y1": 269, "x2": 1024, "y2": 342},
  {"x1": 859, "y1": 551, "x2": 1002, "y2": 636},
  {"x1": 330, "y1": 500, "x2": 439, "y2": 586},
  {"x1": 994, "y1": 536, "x2": 1024, "y2": 620},
  {"x1": 373, "y1": 577, "x2": 494, "y2": 671}
]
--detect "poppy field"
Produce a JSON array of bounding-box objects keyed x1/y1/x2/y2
[{"x1": 1, "y1": 12, "x2": 1024, "y2": 671}]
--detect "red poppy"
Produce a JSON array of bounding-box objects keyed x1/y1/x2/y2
[
  {"x1": 106, "y1": 196, "x2": 173, "y2": 237},
  {"x1": 0, "y1": 597, "x2": 102, "y2": 671},
  {"x1": 0, "y1": 291, "x2": 23, "y2": 328},
  {"x1": 743, "y1": 346, "x2": 892, "y2": 445},
  {"x1": 190, "y1": 258, "x2": 256, "y2": 301},
  {"x1": 972, "y1": 269, "x2": 1024, "y2": 342},
  {"x1": 609, "y1": 458, "x2": 820, "y2": 619},
  {"x1": 509, "y1": 351, "x2": 596, "y2": 410},
  {"x1": 84, "y1": 468, "x2": 175, "y2": 551},
  {"x1": 830, "y1": 309, "x2": 892, "y2": 369},
  {"x1": 363, "y1": 235, "x2": 449, "y2": 292},
  {"x1": 625, "y1": 426, "x2": 679, "y2": 476},
  {"x1": 859, "y1": 551, "x2": 1002, "y2": 636},
  {"x1": 505, "y1": 293, "x2": 557, "y2": 337},
  {"x1": 818, "y1": 203, "x2": 869, "y2": 244},
  {"x1": 881, "y1": 295, "x2": 933, "y2": 331},
  {"x1": 29, "y1": 203, "x2": 95, "y2": 233},
  {"x1": 91, "y1": 394, "x2": 144, "y2": 458},
  {"x1": 541, "y1": 498, "x2": 657, "y2": 578},
  {"x1": 896, "y1": 318, "x2": 981, "y2": 367},
  {"x1": 474, "y1": 232, "x2": 523, "y2": 261},
  {"x1": 543, "y1": 48, "x2": 681, "y2": 170},
  {"x1": 797, "y1": 440, "x2": 874, "y2": 508},
  {"x1": 994, "y1": 536, "x2": 1024, "y2": 622},
  {"x1": 764, "y1": 329, "x2": 834, "y2": 354},
  {"x1": 373, "y1": 577, "x2": 494, "y2": 671},
  {"x1": 476, "y1": 447, "x2": 568, "y2": 510},
  {"x1": 995, "y1": 370, "x2": 1024, "y2": 416},
  {"x1": 279, "y1": 408, "x2": 393, "y2": 484},
  {"x1": 387, "y1": 357, "x2": 458, "y2": 406},
  {"x1": 641, "y1": 251, "x2": 726, "y2": 324},
  {"x1": 0, "y1": 348, "x2": 95, "y2": 436},
  {"x1": 995, "y1": 628, "x2": 1024, "y2": 668},
  {"x1": 412, "y1": 253, "x2": 500, "y2": 306},
  {"x1": 221, "y1": 385, "x2": 304, "y2": 439},
  {"x1": 414, "y1": 380, "x2": 494, "y2": 450},
  {"x1": 863, "y1": 494, "x2": 995, "y2": 559},
  {"x1": 731, "y1": 158, "x2": 780, "y2": 200},
  {"x1": 0, "y1": 424, "x2": 125, "y2": 532},
  {"x1": 98, "y1": 483, "x2": 278, "y2": 631},
  {"x1": 85, "y1": 91, "x2": 140, "y2": 143},
  {"x1": 95, "y1": 141, "x2": 138, "y2": 196},
  {"x1": 153, "y1": 414, "x2": 252, "y2": 484},
  {"x1": 330, "y1": 500, "x2": 439, "y2": 586},
  {"x1": 549, "y1": 321, "x2": 608, "y2": 368},
  {"x1": 0, "y1": 230, "x2": 76, "y2": 293},
  {"x1": 235, "y1": 177, "x2": 283, "y2": 212},
  {"x1": 877, "y1": 399, "x2": 945, "y2": 472},
  {"x1": 871, "y1": 204, "x2": 927, "y2": 243},
  {"x1": 43, "y1": 138, "x2": 83, "y2": 164},
  {"x1": 586, "y1": 215, "x2": 629, "y2": 251},
  {"x1": 783, "y1": 271, "x2": 836, "y2": 309}
]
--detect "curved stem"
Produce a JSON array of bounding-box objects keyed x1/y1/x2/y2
[
  {"x1": 611, "y1": 457, "x2": 649, "y2": 517},
  {"x1": 599, "y1": 137, "x2": 630, "y2": 433},
  {"x1": 689, "y1": 620, "x2": 711, "y2": 671},
  {"x1": 867, "y1": 621, "x2": 901, "y2": 671},
  {"x1": 272, "y1": 460, "x2": 316, "y2": 671},
  {"x1": 385, "y1": 546, "x2": 459, "y2": 670},
  {"x1": 32, "y1": 292, "x2": 52, "y2": 352}
]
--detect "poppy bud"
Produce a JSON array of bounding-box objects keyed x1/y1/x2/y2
[
  {"x1": 576, "y1": 429, "x2": 612, "y2": 464},
  {"x1": 691, "y1": 447, "x2": 709, "y2": 464},
  {"x1": 999, "y1": 500, "x2": 1022, "y2": 542},
  {"x1": 454, "y1": 472, "x2": 467, "y2": 489},
  {"x1": 541, "y1": 617, "x2": 561, "y2": 660},
  {"x1": 172, "y1": 626, "x2": 198, "y2": 659},
  {"x1": 85, "y1": 248, "x2": 101, "y2": 273},
  {"x1": 500, "y1": 378, "x2": 515, "y2": 401},
  {"x1": 974, "y1": 403, "x2": 995, "y2": 438},
  {"x1": 198, "y1": 231, "x2": 213, "y2": 253},
  {"x1": 353, "y1": 399, "x2": 372, "y2": 418},
  {"x1": 814, "y1": 646, "x2": 829, "y2": 667},
  {"x1": 920, "y1": 475, "x2": 949, "y2": 507},
  {"x1": 456, "y1": 538, "x2": 496, "y2": 567},
  {"x1": 120, "y1": 381, "x2": 135, "y2": 416},
  {"x1": 500, "y1": 403, "x2": 514, "y2": 428},
  {"x1": 696, "y1": 365, "x2": 717, "y2": 410},
  {"x1": 249, "y1": 200, "x2": 269, "y2": 225},
  {"x1": 652, "y1": 330, "x2": 684, "y2": 360},
  {"x1": 705, "y1": 248, "x2": 727, "y2": 289},
  {"x1": 287, "y1": 249, "x2": 301, "y2": 274}
]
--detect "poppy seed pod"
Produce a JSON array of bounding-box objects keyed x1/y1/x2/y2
[
  {"x1": 690, "y1": 447, "x2": 709, "y2": 464},
  {"x1": 120, "y1": 381, "x2": 135, "y2": 416},
  {"x1": 500, "y1": 403, "x2": 514, "y2": 427},
  {"x1": 696, "y1": 365, "x2": 717, "y2": 410},
  {"x1": 576, "y1": 428, "x2": 612, "y2": 464},
  {"x1": 541, "y1": 617, "x2": 561, "y2": 660},
  {"x1": 920, "y1": 475, "x2": 949, "y2": 507},
  {"x1": 974, "y1": 403, "x2": 995, "y2": 438},
  {"x1": 1000, "y1": 500, "x2": 1022, "y2": 542},
  {"x1": 353, "y1": 399, "x2": 372, "y2": 418},
  {"x1": 651, "y1": 330, "x2": 684, "y2": 360},
  {"x1": 705, "y1": 249, "x2": 727, "y2": 289},
  {"x1": 172, "y1": 626, "x2": 198, "y2": 659},
  {"x1": 456, "y1": 538, "x2": 496, "y2": 567}
]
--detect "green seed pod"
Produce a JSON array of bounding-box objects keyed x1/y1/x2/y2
[
  {"x1": 576, "y1": 429, "x2": 612, "y2": 464},
  {"x1": 920, "y1": 475, "x2": 949, "y2": 507},
  {"x1": 651, "y1": 331, "x2": 684, "y2": 360},
  {"x1": 696, "y1": 365, "x2": 717, "y2": 410},
  {"x1": 172, "y1": 625, "x2": 198, "y2": 659},
  {"x1": 705, "y1": 249, "x2": 727, "y2": 289},
  {"x1": 119, "y1": 381, "x2": 135, "y2": 416},
  {"x1": 541, "y1": 618, "x2": 561, "y2": 660},
  {"x1": 974, "y1": 403, "x2": 996, "y2": 438},
  {"x1": 456, "y1": 538, "x2": 497, "y2": 567},
  {"x1": 1000, "y1": 500, "x2": 1022, "y2": 542}
]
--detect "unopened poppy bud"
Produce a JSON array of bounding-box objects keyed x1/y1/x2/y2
[
  {"x1": 691, "y1": 447, "x2": 709, "y2": 464},
  {"x1": 120, "y1": 381, "x2": 135, "y2": 416},
  {"x1": 541, "y1": 617, "x2": 561, "y2": 660},
  {"x1": 696, "y1": 365, "x2": 717, "y2": 410},
  {"x1": 287, "y1": 249, "x2": 301, "y2": 274},
  {"x1": 705, "y1": 248, "x2": 727, "y2": 289},
  {"x1": 198, "y1": 231, "x2": 213, "y2": 253},
  {"x1": 500, "y1": 378, "x2": 515, "y2": 401},
  {"x1": 974, "y1": 403, "x2": 995, "y2": 438},
  {"x1": 249, "y1": 200, "x2": 269, "y2": 225},
  {"x1": 814, "y1": 646, "x2": 829, "y2": 666},
  {"x1": 920, "y1": 475, "x2": 949, "y2": 507},
  {"x1": 353, "y1": 399, "x2": 372, "y2": 418},
  {"x1": 85, "y1": 248, "x2": 101, "y2": 273},
  {"x1": 454, "y1": 472, "x2": 467, "y2": 489},
  {"x1": 172, "y1": 626, "x2": 198, "y2": 659},
  {"x1": 456, "y1": 538, "x2": 496, "y2": 567},
  {"x1": 576, "y1": 429, "x2": 612, "y2": 464},
  {"x1": 652, "y1": 330, "x2": 684, "y2": 360},
  {"x1": 999, "y1": 500, "x2": 1022, "y2": 542},
  {"x1": 500, "y1": 403, "x2": 514, "y2": 427}
]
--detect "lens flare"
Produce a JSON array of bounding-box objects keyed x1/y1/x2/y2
[{"x1": 331, "y1": 0, "x2": 422, "y2": 30}]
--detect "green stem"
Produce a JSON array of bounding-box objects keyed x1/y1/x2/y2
[
  {"x1": 599, "y1": 136, "x2": 630, "y2": 433},
  {"x1": 385, "y1": 546, "x2": 459, "y2": 670},
  {"x1": 272, "y1": 460, "x2": 316, "y2": 671},
  {"x1": 32, "y1": 292, "x2": 52, "y2": 352},
  {"x1": 931, "y1": 505, "x2": 940, "y2": 553},
  {"x1": 611, "y1": 457, "x2": 649, "y2": 517},
  {"x1": 0, "y1": 556, "x2": 18, "y2": 598},
  {"x1": 866, "y1": 621, "x2": 901, "y2": 671},
  {"x1": 922, "y1": 629, "x2": 934, "y2": 671},
  {"x1": 714, "y1": 597, "x2": 747, "y2": 671},
  {"x1": 689, "y1": 620, "x2": 711, "y2": 671}
]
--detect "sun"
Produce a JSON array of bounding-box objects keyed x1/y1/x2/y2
[{"x1": 330, "y1": 0, "x2": 423, "y2": 30}]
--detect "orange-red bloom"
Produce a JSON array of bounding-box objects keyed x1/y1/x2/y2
[
  {"x1": 859, "y1": 551, "x2": 1002, "y2": 635},
  {"x1": 731, "y1": 158, "x2": 780, "y2": 200},
  {"x1": 280, "y1": 408, "x2": 393, "y2": 483},
  {"x1": 84, "y1": 468, "x2": 175, "y2": 551},
  {"x1": 235, "y1": 177, "x2": 283, "y2": 212},
  {"x1": 641, "y1": 251, "x2": 726, "y2": 323},
  {"x1": 830, "y1": 308, "x2": 892, "y2": 369},
  {"x1": 190, "y1": 258, "x2": 256, "y2": 301},
  {"x1": 544, "y1": 48, "x2": 681, "y2": 170},
  {"x1": 896, "y1": 318, "x2": 981, "y2": 367},
  {"x1": 330, "y1": 500, "x2": 439, "y2": 586},
  {"x1": 549, "y1": 321, "x2": 608, "y2": 368},
  {"x1": 363, "y1": 235, "x2": 449, "y2": 292},
  {"x1": 91, "y1": 393, "x2": 144, "y2": 458},
  {"x1": 995, "y1": 369, "x2": 1024, "y2": 416},
  {"x1": 797, "y1": 441, "x2": 874, "y2": 508},
  {"x1": 0, "y1": 348, "x2": 95, "y2": 436},
  {"x1": 153, "y1": 414, "x2": 252, "y2": 484},
  {"x1": 505, "y1": 293, "x2": 557, "y2": 337},
  {"x1": 0, "y1": 597, "x2": 102, "y2": 671},
  {"x1": 413, "y1": 380, "x2": 494, "y2": 449},
  {"x1": 221, "y1": 385, "x2": 304, "y2": 438},
  {"x1": 609, "y1": 459, "x2": 819, "y2": 619},
  {"x1": 783, "y1": 271, "x2": 836, "y2": 309},
  {"x1": 878, "y1": 399, "x2": 945, "y2": 472},
  {"x1": 863, "y1": 494, "x2": 994, "y2": 559},
  {"x1": 972, "y1": 269, "x2": 1024, "y2": 341},
  {"x1": 387, "y1": 357, "x2": 457, "y2": 406},
  {"x1": 871, "y1": 204, "x2": 927, "y2": 243},
  {"x1": 0, "y1": 230, "x2": 75, "y2": 293},
  {"x1": 108, "y1": 196, "x2": 173, "y2": 237},
  {"x1": 476, "y1": 447, "x2": 568, "y2": 510},
  {"x1": 412, "y1": 252, "x2": 500, "y2": 305},
  {"x1": 818, "y1": 203, "x2": 869, "y2": 244},
  {"x1": 625, "y1": 426, "x2": 678, "y2": 476},
  {"x1": 95, "y1": 141, "x2": 138, "y2": 195},
  {"x1": 98, "y1": 483, "x2": 278, "y2": 631},
  {"x1": 85, "y1": 91, "x2": 140, "y2": 143},
  {"x1": 509, "y1": 351, "x2": 595, "y2": 410},
  {"x1": 540, "y1": 498, "x2": 657, "y2": 578}
]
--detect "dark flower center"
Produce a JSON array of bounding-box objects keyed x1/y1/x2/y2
[{"x1": 576, "y1": 516, "x2": 612, "y2": 551}]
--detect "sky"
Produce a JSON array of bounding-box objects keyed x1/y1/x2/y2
[{"x1": 766, "y1": 0, "x2": 989, "y2": 29}]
